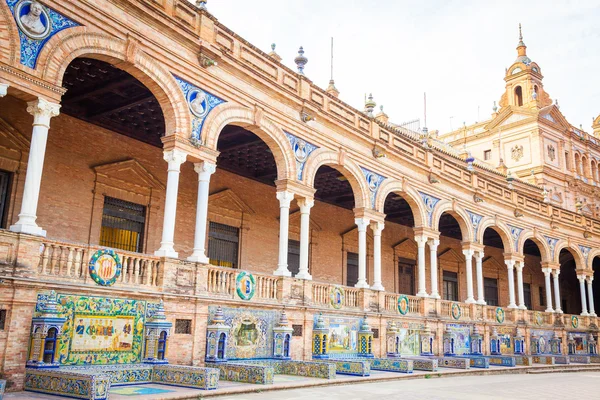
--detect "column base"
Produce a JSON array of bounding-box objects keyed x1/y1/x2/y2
[
  {"x1": 554, "y1": 309, "x2": 563, "y2": 314},
  {"x1": 580, "y1": 312, "x2": 590, "y2": 316},
  {"x1": 545, "y1": 308, "x2": 554, "y2": 313},
  {"x1": 154, "y1": 248, "x2": 179, "y2": 259},
  {"x1": 507, "y1": 304, "x2": 518, "y2": 309},
  {"x1": 187, "y1": 253, "x2": 209, "y2": 264},
  {"x1": 416, "y1": 291, "x2": 429, "y2": 297},
  {"x1": 477, "y1": 300, "x2": 487, "y2": 305},
  {"x1": 590, "y1": 312, "x2": 597, "y2": 317},
  {"x1": 465, "y1": 298, "x2": 476, "y2": 304},
  {"x1": 519, "y1": 305, "x2": 527, "y2": 310},
  {"x1": 273, "y1": 268, "x2": 292, "y2": 277},
  {"x1": 295, "y1": 271, "x2": 312, "y2": 280},
  {"x1": 9, "y1": 222, "x2": 46, "y2": 237},
  {"x1": 429, "y1": 293, "x2": 441, "y2": 299},
  {"x1": 355, "y1": 281, "x2": 370, "y2": 289},
  {"x1": 371, "y1": 283, "x2": 385, "y2": 291}
]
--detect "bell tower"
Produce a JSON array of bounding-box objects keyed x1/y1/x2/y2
[{"x1": 499, "y1": 24, "x2": 552, "y2": 110}]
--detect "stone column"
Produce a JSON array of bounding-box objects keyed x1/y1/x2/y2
[
  {"x1": 578, "y1": 275, "x2": 589, "y2": 316},
  {"x1": 505, "y1": 259, "x2": 517, "y2": 309},
  {"x1": 188, "y1": 161, "x2": 216, "y2": 263},
  {"x1": 587, "y1": 276, "x2": 596, "y2": 317},
  {"x1": 355, "y1": 217, "x2": 370, "y2": 289},
  {"x1": 474, "y1": 250, "x2": 486, "y2": 305},
  {"x1": 428, "y1": 239, "x2": 440, "y2": 299},
  {"x1": 10, "y1": 98, "x2": 60, "y2": 237},
  {"x1": 516, "y1": 261, "x2": 526, "y2": 310},
  {"x1": 463, "y1": 249, "x2": 475, "y2": 304},
  {"x1": 371, "y1": 221, "x2": 385, "y2": 291},
  {"x1": 552, "y1": 269, "x2": 563, "y2": 313},
  {"x1": 296, "y1": 197, "x2": 314, "y2": 280},
  {"x1": 0, "y1": 83, "x2": 8, "y2": 97},
  {"x1": 415, "y1": 235, "x2": 428, "y2": 297},
  {"x1": 542, "y1": 268, "x2": 554, "y2": 313},
  {"x1": 274, "y1": 191, "x2": 294, "y2": 276},
  {"x1": 154, "y1": 149, "x2": 187, "y2": 258}
]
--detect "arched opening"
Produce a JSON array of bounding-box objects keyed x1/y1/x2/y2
[
  {"x1": 575, "y1": 153, "x2": 582, "y2": 176},
  {"x1": 209, "y1": 125, "x2": 280, "y2": 269},
  {"x1": 523, "y1": 239, "x2": 543, "y2": 310},
  {"x1": 515, "y1": 86, "x2": 523, "y2": 106},
  {"x1": 558, "y1": 248, "x2": 580, "y2": 314},
  {"x1": 157, "y1": 331, "x2": 167, "y2": 360},
  {"x1": 217, "y1": 332, "x2": 226, "y2": 359},
  {"x1": 591, "y1": 160, "x2": 597, "y2": 182},
  {"x1": 438, "y1": 212, "x2": 466, "y2": 301},
  {"x1": 482, "y1": 227, "x2": 509, "y2": 306},
  {"x1": 313, "y1": 165, "x2": 359, "y2": 285},
  {"x1": 43, "y1": 327, "x2": 58, "y2": 364},
  {"x1": 593, "y1": 257, "x2": 600, "y2": 315},
  {"x1": 283, "y1": 334, "x2": 291, "y2": 358},
  {"x1": 321, "y1": 334, "x2": 327, "y2": 355},
  {"x1": 383, "y1": 192, "x2": 417, "y2": 294},
  {"x1": 582, "y1": 156, "x2": 590, "y2": 178}
]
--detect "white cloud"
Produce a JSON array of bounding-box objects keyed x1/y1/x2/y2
[{"x1": 203, "y1": 0, "x2": 600, "y2": 132}]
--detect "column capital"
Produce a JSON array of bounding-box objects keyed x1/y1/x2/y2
[
  {"x1": 552, "y1": 268, "x2": 561, "y2": 277},
  {"x1": 473, "y1": 249, "x2": 484, "y2": 260},
  {"x1": 354, "y1": 207, "x2": 385, "y2": 222},
  {"x1": 427, "y1": 238, "x2": 440, "y2": 248},
  {"x1": 542, "y1": 267, "x2": 553, "y2": 276},
  {"x1": 370, "y1": 220, "x2": 385, "y2": 234},
  {"x1": 462, "y1": 248, "x2": 474, "y2": 258},
  {"x1": 27, "y1": 98, "x2": 60, "y2": 128},
  {"x1": 194, "y1": 161, "x2": 216, "y2": 180},
  {"x1": 577, "y1": 274, "x2": 586, "y2": 282},
  {"x1": 504, "y1": 259, "x2": 515, "y2": 269},
  {"x1": 275, "y1": 178, "x2": 315, "y2": 199},
  {"x1": 413, "y1": 226, "x2": 439, "y2": 240},
  {"x1": 462, "y1": 241, "x2": 484, "y2": 253},
  {"x1": 414, "y1": 234, "x2": 428, "y2": 246},
  {"x1": 297, "y1": 196, "x2": 314, "y2": 211},
  {"x1": 163, "y1": 148, "x2": 187, "y2": 170},
  {"x1": 276, "y1": 190, "x2": 295, "y2": 207},
  {"x1": 514, "y1": 261, "x2": 524, "y2": 271},
  {"x1": 587, "y1": 275, "x2": 594, "y2": 284},
  {"x1": 355, "y1": 217, "x2": 370, "y2": 231},
  {"x1": 503, "y1": 253, "x2": 524, "y2": 263},
  {"x1": 0, "y1": 83, "x2": 8, "y2": 97},
  {"x1": 541, "y1": 261, "x2": 560, "y2": 270}
]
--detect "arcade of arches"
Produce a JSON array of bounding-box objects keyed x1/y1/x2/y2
[{"x1": 1, "y1": 0, "x2": 600, "y2": 393}]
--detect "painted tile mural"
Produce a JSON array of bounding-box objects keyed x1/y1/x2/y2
[
  {"x1": 208, "y1": 306, "x2": 280, "y2": 359},
  {"x1": 531, "y1": 329, "x2": 555, "y2": 354},
  {"x1": 315, "y1": 315, "x2": 361, "y2": 354},
  {"x1": 391, "y1": 321, "x2": 426, "y2": 356},
  {"x1": 49, "y1": 293, "x2": 147, "y2": 365},
  {"x1": 497, "y1": 326, "x2": 515, "y2": 354},
  {"x1": 445, "y1": 324, "x2": 471, "y2": 355},
  {"x1": 571, "y1": 332, "x2": 590, "y2": 354}
]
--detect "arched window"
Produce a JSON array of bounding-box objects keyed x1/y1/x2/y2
[
  {"x1": 575, "y1": 153, "x2": 582, "y2": 176},
  {"x1": 43, "y1": 328, "x2": 58, "y2": 364},
  {"x1": 582, "y1": 156, "x2": 590, "y2": 178},
  {"x1": 322, "y1": 335, "x2": 327, "y2": 355},
  {"x1": 515, "y1": 86, "x2": 523, "y2": 106},
  {"x1": 283, "y1": 334, "x2": 291, "y2": 358},
  {"x1": 217, "y1": 332, "x2": 226, "y2": 359},
  {"x1": 157, "y1": 331, "x2": 167, "y2": 360}
]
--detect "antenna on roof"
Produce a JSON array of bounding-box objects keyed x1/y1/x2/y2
[
  {"x1": 326, "y1": 38, "x2": 340, "y2": 97},
  {"x1": 423, "y1": 92, "x2": 427, "y2": 131},
  {"x1": 330, "y1": 37, "x2": 334, "y2": 81}
]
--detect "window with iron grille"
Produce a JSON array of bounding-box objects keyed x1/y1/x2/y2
[
  {"x1": 288, "y1": 239, "x2": 300, "y2": 277},
  {"x1": 175, "y1": 319, "x2": 192, "y2": 334},
  {"x1": 524, "y1": 282, "x2": 532, "y2": 309},
  {"x1": 292, "y1": 324, "x2": 303, "y2": 337},
  {"x1": 398, "y1": 260, "x2": 415, "y2": 295},
  {"x1": 372, "y1": 328, "x2": 379, "y2": 339},
  {"x1": 0, "y1": 309, "x2": 6, "y2": 330},
  {"x1": 484, "y1": 277, "x2": 499, "y2": 306},
  {"x1": 100, "y1": 197, "x2": 146, "y2": 253},
  {"x1": 484, "y1": 150, "x2": 492, "y2": 160},
  {"x1": 346, "y1": 252, "x2": 359, "y2": 287},
  {"x1": 443, "y1": 271, "x2": 458, "y2": 301},
  {"x1": 208, "y1": 222, "x2": 239, "y2": 268}
]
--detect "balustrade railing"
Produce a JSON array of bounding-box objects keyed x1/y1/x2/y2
[
  {"x1": 206, "y1": 266, "x2": 235, "y2": 295},
  {"x1": 383, "y1": 293, "x2": 423, "y2": 315},
  {"x1": 312, "y1": 283, "x2": 330, "y2": 306},
  {"x1": 344, "y1": 288, "x2": 359, "y2": 308},
  {"x1": 37, "y1": 239, "x2": 161, "y2": 287}
]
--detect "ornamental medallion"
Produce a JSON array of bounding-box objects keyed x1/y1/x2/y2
[
  {"x1": 236, "y1": 271, "x2": 256, "y2": 301},
  {"x1": 451, "y1": 303, "x2": 461, "y2": 320},
  {"x1": 397, "y1": 295, "x2": 409, "y2": 315},
  {"x1": 15, "y1": 0, "x2": 52, "y2": 40},
  {"x1": 495, "y1": 307, "x2": 505, "y2": 324},
  {"x1": 89, "y1": 249, "x2": 122, "y2": 286},
  {"x1": 187, "y1": 89, "x2": 209, "y2": 119},
  {"x1": 571, "y1": 315, "x2": 579, "y2": 329},
  {"x1": 511, "y1": 145, "x2": 524, "y2": 162},
  {"x1": 330, "y1": 286, "x2": 344, "y2": 309}
]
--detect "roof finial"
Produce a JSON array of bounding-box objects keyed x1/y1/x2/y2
[
  {"x1": 196, "y1": 0, "x2": 207, "y2": 10},
  {"x1": 326, "y1": 37, "x2": 339, "y2": 97},
  {"x1": 294, "y1": 46, "x2": 308, "y2": 75},
  {"x1": 517, "y1": 23, "x2": 526, "y2": 50},
  {"x1": 365, "y1": 93, "x2": 376, "y2": 116},
  {"x1": 268, "y1": 43, "x2": 282, "y2": 62}
]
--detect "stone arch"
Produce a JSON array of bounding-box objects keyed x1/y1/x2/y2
[
  {"x1": 201, "y1": 102, "x2": 296, "y2": 181},
  {"x1": 477, "y1": 217, "x2": 513, "y2": 253},
  {"x1": 0, "y1": 1, "x2": 19, "y2": 65},
  {"x1": 302, "y1": 148, "x2": 369, "y2": 209},
  {"x1": 588, "y1": 248, "x2": 600, "y2": 270},
  {"x1": 553, "y1": 240, "x2": 585, "y2": 269},
  {"x1": 431, "y1": 200, "x2": 474, "y2": 242},
  {"x1": 37, "y1": 27, "x2": 190, "y2": 137},
  {"x1": 373, "y1": 179, "x2": 426, "y2": 228},
  {"x1": 517, "y1": 230, "x2": 551, "y2": 263}
]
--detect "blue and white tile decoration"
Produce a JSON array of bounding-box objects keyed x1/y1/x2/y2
[
  {"x1": 545, "y1": 236, "x2": 559, "y2": 260},
  {"x1": 173, "y1": 75, "x2": 225, "y2": 141},
  {"x1": 360, "y1": 167, "x2": 385, "y2": 209},
  {"x1": 507, "y1": 224, "x2": 523, "y2": 252},
  {"x1": 285, "y1": 131, "x2": 317, "y2": 181},
  {"x1": 418, "y1": 191, "x2": 440, "y2": 227},
  {"x1": 579, "y1": 245, "x2": 591, "y2": 266},
  {"x1": 466, "y1": 210, "x2": 483, "y2": 242},
  {"x1": 7, "y1": 0, "x2": 80, "y2": 69}
]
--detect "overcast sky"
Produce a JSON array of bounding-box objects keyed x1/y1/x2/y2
[{"x1": 204, "y1": 0, "x2": 600, "y2": 133}]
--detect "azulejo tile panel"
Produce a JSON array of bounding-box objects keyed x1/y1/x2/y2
[
  {"x1": 486, "y1": 356, "x2": 516, "y2": 367},
  {"x1": 568, "y1": 355, "x2": 591, "y2": 364},
  {"x1": 455, "y1": 355, "x2": 490, "y2": 368},
  {"x1": 206, "y1": 362, "x2": 274, "y2": 385},
  {"x1": 237, "y1": 359, "x2": 336, "y2": 379},
  {"x1": 436, "y1": 357, "x2": 470, "y2": 369},
  {"x1": 368, "y1": 358, "x2": 413, "y2": 373},
  {"x1": 514, "y1": 356, "x2": 533, "y2": 366},
  {"x1": 152, "y1": 365, "x2": 219, "y2": 390},
  {"x1": 25, "y1": 368, "x2": 110, "y2": 400},
  {"x1": 553, "y1": 355, "x2": 570, "y2": 364},
  {"x1": 7, "y1": 0, "x2": 80, "y2": 69},
  {"x1": 61, "y1": 364, "x2": 153, "y2": 385},
  {"x1": 323, "y1": 359, "x2": 371, "y2": 376},
  {"x1": 403, "y1": 357, "x2": 438, "y2": 371},
  {"x1": 532, "y1": 356, "x2": 555, "y2": 365},
  {"x1": 444, "y1": 324, "x2": 472, "y2": 355}
]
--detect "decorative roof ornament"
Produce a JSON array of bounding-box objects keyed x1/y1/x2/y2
[
  {"x1": 41, "y1": 290, "x2": 60, "y2": 316},
  {"x1": 150, "y1": 299, "x2": 167, "y2": 321},
  {"x1": 195, "y1": 0, "x2": 207, "y2": 10},
  {"x1": 518, "y1": 23, "x2": 525, "y2": 47},
  {"x1": 326, "y1": 37, "x2": 339, "y2": 97},
  {"x1": 555, "y1": 99, "x2": 560, "y2": 110},
  {"x1": 211, "y1": 306, "x2": 226, "y2": 325},
  {"x1": 493, "y1": 101, "x2": 498, "y2": 113},
  {"x1": 506, "y1": 171, "x2": 514, "y2": 190},
  {"x1": 365, "y1": 93, "x2": 376, "y2": 116},
  {"x1": 294, "y1": 46, "x2": 308, "y2": 75},
  {"x1": 515, "y1": 23, "x2": 531, "y2": 65},
  {"x1": 268, "y1": 43, "x2": 282, "y2": 62},
  {"x1": 466, "y1": 151, "x2": 475, "y2": 172},
  {"x1": 277, "y1": 310, "x2": 290, "y2": 327},
  {"x1": 387, "y1": 321, "x2": 398, "y2": 333},
  {"x1": 315, "y1": 313, "x2": 326, "y2": 329},
  {"x1": 542, "y1": 186, "x2": 549, "y2": 203},
  {"x1": 359, "y1": 314, "x2": 372, "y2": 332}
]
